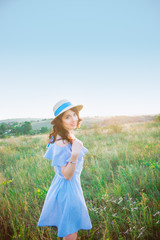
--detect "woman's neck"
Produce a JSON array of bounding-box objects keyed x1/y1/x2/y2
[{"x1": 56, "y1": 132, "x2": 75, "y2": 140}]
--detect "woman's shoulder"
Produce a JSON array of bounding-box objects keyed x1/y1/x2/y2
[
  {"x1": 55, "y1": 139, "x2": 69, "y2": 147},
  {"x1": 55, "y1": 136, "x2": 70, "y2": 147}
]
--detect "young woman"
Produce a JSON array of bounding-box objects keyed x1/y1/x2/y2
[{"x1": 37, "y1": 99, "x2": 92, "y2": 240}]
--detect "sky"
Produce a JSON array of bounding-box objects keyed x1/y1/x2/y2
[{"x1": 0, "y1": 0, "x2": 160, "y2": 120}]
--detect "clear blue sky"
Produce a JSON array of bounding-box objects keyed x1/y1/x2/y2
[{"x1": 0, "y1": 0, "x2": 160, "y2": 120}]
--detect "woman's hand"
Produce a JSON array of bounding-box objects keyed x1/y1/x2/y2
[{"x1": 72, "y1": 139, "x2": 83, "y2": 156}]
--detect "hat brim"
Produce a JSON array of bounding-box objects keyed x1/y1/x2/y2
[{"x1": 50, "y1": 104, "x2": 83, "y2": 124}]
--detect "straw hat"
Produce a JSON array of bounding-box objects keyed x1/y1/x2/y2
[{"x1": 51, "y1": 99, "x2": 83, "y2": 124}]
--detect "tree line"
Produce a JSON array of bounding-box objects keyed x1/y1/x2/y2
[{"x1": 0, "y1": 121, "x2": 49, "y2": 138}]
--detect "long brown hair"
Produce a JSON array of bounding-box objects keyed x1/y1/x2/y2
[{"x1": 48, "y1": 107, "x2": 82, "y2": 145}]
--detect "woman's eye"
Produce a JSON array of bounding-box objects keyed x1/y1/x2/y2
[{"x1": 66, "y1": 113, "x2": 76, "y2": 119}]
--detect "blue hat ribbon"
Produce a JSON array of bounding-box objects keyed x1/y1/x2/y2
[{"x1": 54, "y1": 102, "x2": 72, "y2": 117}]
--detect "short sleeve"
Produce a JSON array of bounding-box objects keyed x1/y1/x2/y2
[
  {"x1": 45, "y1": 135, "x2": 54, "y2": 148},
  {"x1": 43, "y1": 143, "x2": 54, "y2": 160},
  {"x1": 82, "y1": 146, "x2": 88, "y2": 155},
  {"x1": 43, "y1": 144, "x2": 71, "y2": 167},
  {"x1": 78, "y1": 146, "x2": 88, "y2": 159}
]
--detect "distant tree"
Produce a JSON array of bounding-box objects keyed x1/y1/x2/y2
[
  {"x1": 29, "y1": 130, "x2": 36, "y2": 135},
  {"x1": 21, "y1": 121, "x2": 32, "y2": 134},
  {"x1": 10, "y1": 124, "x2": 16, "y2": 130},
  {"x1": 0, "y1": 123, "x2": 7, "y2": 135},
  {"x1": 12, "y1": 122, "x2": 18, "y2": 126},
  {"x1": 40, "y1": 127, "x2": 48, "y2": 133},
  {"x1": 11, "y1": 126, "x2": 23, "y2": 135}
]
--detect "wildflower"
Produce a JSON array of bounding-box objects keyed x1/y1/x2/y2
[
  {"x1": 153, "y1": 211, "x2": 160, "y2": 217},
  {"x1": 139, "y1": 227, "x2": 145, "y2": 231},
  {"x1": 118, "y1": 198, "x2": 123, "y2": 204},
  {"x1": 112, "y1": 213, "x2": 117, "y2": 216},
  {"x1": 124, "y1": 229, "x2": 129, "y2": 234},
  {"x1": 137, "y1": 232, "x2": 143, "y2": 238}
]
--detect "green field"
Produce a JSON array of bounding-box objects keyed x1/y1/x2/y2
[{"x1": 0, "y1": 120, "x2": 160, "y2": 240}]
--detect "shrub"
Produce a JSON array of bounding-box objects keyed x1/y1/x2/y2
[
  {"x1": 155, "y1": 114, "x2": 160, "y2": 122},
  {"x1": 109, "y1": 122, "x2": 123, "y2": 133}
]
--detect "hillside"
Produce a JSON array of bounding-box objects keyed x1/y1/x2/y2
[{"x1": 0, "y1": 114, "x2": 157, "y2": 130}]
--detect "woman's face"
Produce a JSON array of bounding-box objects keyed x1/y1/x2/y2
[{"x1": 61, "y1": 109, "x2": 78, "y2": 132}]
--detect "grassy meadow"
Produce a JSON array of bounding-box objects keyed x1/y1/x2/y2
[{"x1": 0, "y1": 120, "x2": 160, "y2": 239}]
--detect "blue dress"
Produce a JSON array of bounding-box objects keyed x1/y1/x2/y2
[{"x1": 37, "y1": 137, "x2": 92, "y2": 238}]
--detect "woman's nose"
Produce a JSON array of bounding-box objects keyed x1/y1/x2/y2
[{"x1": 72, "y1": 116, "x2": 77, "y2": 121}]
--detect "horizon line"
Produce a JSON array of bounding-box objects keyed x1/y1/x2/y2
[{"x1": 0, "y1": 113, "x2": 159, "y2": 122}]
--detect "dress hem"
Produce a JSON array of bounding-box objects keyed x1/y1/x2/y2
[{"x1": 37, "y1": 224, "x2": 92, "y2": 237}]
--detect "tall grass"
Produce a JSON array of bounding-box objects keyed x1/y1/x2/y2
[{"x1": 0, "y1": 121, "x2": 160, "y2": 239}]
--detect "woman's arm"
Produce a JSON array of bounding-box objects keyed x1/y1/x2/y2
[
  {"x1": 61, "y1": 153, "x2": 78, "y2": 180},
  {"x1": 55, "y1": 138, "x2": 82, "y2": 180}
]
